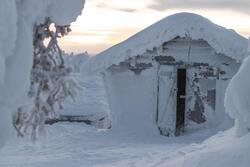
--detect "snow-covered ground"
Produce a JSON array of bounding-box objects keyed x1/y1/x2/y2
[
  {"x1": 59, "y1": 75, "x2": 109, "y2": 118},
  {"x1": 0, "y1": 73, "x2": 243, "y2": 167},
  {"x1": 0, "y1": 123, "x2": 236, "y2": 167}
]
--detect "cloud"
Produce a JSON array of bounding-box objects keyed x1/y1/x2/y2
[
  {"x1": 148, "y1": 0, "x2": 250, "y2": 15},
  {"x1": 91, "y1": 1, "x2": 138, "y2": 13},
  {"x1": 96, "y1": 4, "x2": 138, "y2": 13}
]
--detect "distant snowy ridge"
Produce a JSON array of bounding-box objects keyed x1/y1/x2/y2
[
  {"x1": 87, "y1": 12, "x2": 248, "y2": 74},
  {"x1": 64, "y1": 52, "x2": 90, "y2": 73}
]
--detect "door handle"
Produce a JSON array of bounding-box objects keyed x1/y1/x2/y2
[{"x1": 179, "y1": 95, "x2": 186, "y2": 99}]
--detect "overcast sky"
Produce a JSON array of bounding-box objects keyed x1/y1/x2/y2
[{"x1": 59, "y1": 0, "x2": 250, "y2": 55}]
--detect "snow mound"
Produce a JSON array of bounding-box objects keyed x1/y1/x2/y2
[
  {"x1": 225, "y1": 46, "x2": 250, "y2": 136},
  {"x1": 87, "y1": 12, "x2": 248, "y2": 74}
]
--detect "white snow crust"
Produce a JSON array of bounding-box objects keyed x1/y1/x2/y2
[{"x1": 87, "y1": 12, "x2": 248, "y2": 74}]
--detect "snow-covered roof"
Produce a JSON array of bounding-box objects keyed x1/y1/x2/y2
[{"x1": 87, "y1": 13, "x2": 248, "y2": 73}]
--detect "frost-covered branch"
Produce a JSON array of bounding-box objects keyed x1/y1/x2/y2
[{"x1": 13, "y1": 18, "x2": 78, "y2": 141}]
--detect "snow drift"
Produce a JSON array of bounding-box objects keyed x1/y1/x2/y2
[{"x1": 0, "y1": 0, "x2": 85, "y2": 147}]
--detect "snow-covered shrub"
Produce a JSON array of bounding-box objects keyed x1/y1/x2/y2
[{"x1": 225, "y1": 39, "x2": 250, "y2": 137}]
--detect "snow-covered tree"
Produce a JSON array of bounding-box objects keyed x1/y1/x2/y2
[
  {"x1": 0, "y1": 0, "x2": 85, "y2": 145},
  {"x1": 13, "y1": 18, "x2": 79, "y2": 141},
  {"x1": 225, "y1": 37, "x2": 250, "y2": 137}
]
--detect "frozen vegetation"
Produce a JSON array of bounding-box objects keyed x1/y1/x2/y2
[{"x1": 0, "y1": 0, "x2": 85, "y2": 146}]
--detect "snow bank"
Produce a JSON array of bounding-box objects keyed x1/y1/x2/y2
[
  {"x1": 171, "y1": 129, "x2": 250, "y2": 167},
  {"x1": 0, "y1": 0, "x2": 85, "y2": 147},
  {"x1": 87, "y1": 12, "x2": 248, "y2": 74},
  {"x1": 225, "y1": 44, "x2": 250, "y2": 136}
]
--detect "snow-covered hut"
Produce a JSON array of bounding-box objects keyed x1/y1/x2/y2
[{"x1": 87, "y1": 13, "x2": 248, "y2": 136}]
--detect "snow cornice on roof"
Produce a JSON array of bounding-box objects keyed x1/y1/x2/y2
[{"x1": 88, "y1": 12, "x2": 248, "y2": 73}]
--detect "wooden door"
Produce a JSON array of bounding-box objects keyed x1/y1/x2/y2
[
  {"x1": 157, "y1": 65, "x2": 176, "y2": 136},
  {"x1": 175, "y1": 68, "x2": 186, "y2": 136}
]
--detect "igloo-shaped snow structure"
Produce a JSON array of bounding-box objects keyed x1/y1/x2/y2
[{"x1": 87, "y1": 13, "x2": 248, "y2": 136}]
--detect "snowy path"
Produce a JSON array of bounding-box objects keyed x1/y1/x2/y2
[
  {"x1": 0, "y1": 75, "x2": 231, "y2": 167},
  {"x1": 0, "y1": 122, "x2": 224, "y2": 167},
  {"x1": 0, "y1": 122, "x2": 232, "y2": 167}
]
